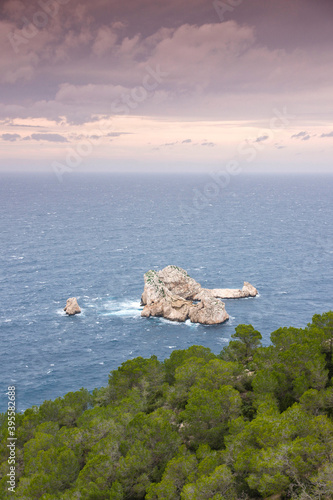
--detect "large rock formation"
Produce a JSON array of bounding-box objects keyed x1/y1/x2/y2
[
  {"x1": 140, "y1": 266, "x2": 258, "y2": 325},
  {"x1": 64, "y1": 297, "x2": 81, "y2": 316}
]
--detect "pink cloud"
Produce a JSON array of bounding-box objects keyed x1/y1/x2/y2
[{"x1": 93, "y1": 26, "x2": 118, "y2": 56}]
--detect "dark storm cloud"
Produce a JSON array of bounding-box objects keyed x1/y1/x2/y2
[
  {"x1": 4, "y1": 0, "x2": 331, "y2": 49},
  {"x1": 0, "y1": 0, "x2": 333, "y2": 125}
]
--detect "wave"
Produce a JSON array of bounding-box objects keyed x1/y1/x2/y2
[
  {"x1": 158, "y1": 318, "x2": 181, "y2": 325},
  {"x1": 184, "y1": 319, "x2": 199, "y2": 328},
  {"x1": 102, "y1": 299, "x2": 143, "y2": 318},
  {"x1": 56, "y1": 308, "x2": 85, "y2": 317},
  {"x1": 157, "y1": 318, "x2": 199, "y2": 327},
  {"x1": 217, "y1": 337, "x2": 229, "y2": 343}
]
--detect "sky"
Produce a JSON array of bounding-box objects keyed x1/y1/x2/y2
[{"x1": 0, "y1": 0, "x2": 333, "y2": 174}]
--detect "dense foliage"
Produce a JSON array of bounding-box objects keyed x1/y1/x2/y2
[{"x1": 1, "y1": 312, "x2": 333, "y2": 499}]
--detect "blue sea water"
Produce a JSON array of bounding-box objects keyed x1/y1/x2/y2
[{"x1": 0, "y1": 172, "x2": 332, "y2": 412}]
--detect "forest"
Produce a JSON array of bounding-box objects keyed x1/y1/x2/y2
[{"x1": 1, "y1": 311, "x2": 333, "y2": 499}]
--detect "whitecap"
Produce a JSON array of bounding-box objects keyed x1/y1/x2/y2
[
  {"x1": 184, "y1": 319, "x2": 199, "y2": 328},
  {"x1": 168, "y1": 345, "x2": 177, "y2": 348},
  {"x1": 57, "y1": 308, "x2": 85, "y2": 317},
  {"x1": 159, "y1": 318, "x2": 180, "y2": 325},
  {"x1": 103, "y1": 299, "x2": 143, "y2": 318},
  {"x1": 111, "y1": 308, "x2": 141, "y2": 317}
]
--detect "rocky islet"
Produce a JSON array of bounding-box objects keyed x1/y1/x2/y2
[{"x1": 140, "y1": 265, "x2": 258, "y2": 325}]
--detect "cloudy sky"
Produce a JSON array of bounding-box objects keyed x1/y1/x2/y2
[{"x1": 1, "y1": 0, "x2": 333, "y2": 173}]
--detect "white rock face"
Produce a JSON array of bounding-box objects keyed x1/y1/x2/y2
[
  {"x1": 64, "y1": 297, "x2": 81, "y2": 316},
  {"x1": 140, "y1": 266, "x2": 258, "y2": 325},
  {"x1": 209, "y1": 281, "x2": 258, "y2": 299},
  {"x1": 157, "y1": 266, "x2": 201, "y2": 299}
]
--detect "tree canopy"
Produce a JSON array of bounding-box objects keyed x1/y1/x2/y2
[{"x1": 1, "y1": 311, "x2": 333, "y2": 499}]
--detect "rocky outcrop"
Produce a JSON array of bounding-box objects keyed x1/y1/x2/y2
[
  {"x1": 201, "y1": 281, "x2": 258, "y2": 300},
  {"x1": 188, "y1": 297, "x2": 229, "y2": 325},
  {"x1": 140, "y1": 266, "x2": 258, "y2": 325},
  {"x1": 64, "y1": 297, "x2": 81, "y2": 316}
]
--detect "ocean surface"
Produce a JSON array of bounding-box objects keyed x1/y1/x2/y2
[{"x1": 0, "y1": 172, "x2": 332, "y2": 412}]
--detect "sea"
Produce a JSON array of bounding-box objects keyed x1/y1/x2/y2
[{"x1": 0, "y1": 172, "x2": 332, "y2": 412}]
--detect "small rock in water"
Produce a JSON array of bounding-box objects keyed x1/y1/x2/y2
[{"x1": 64, "y1": 297, "x2": 81, "y2": 316}]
